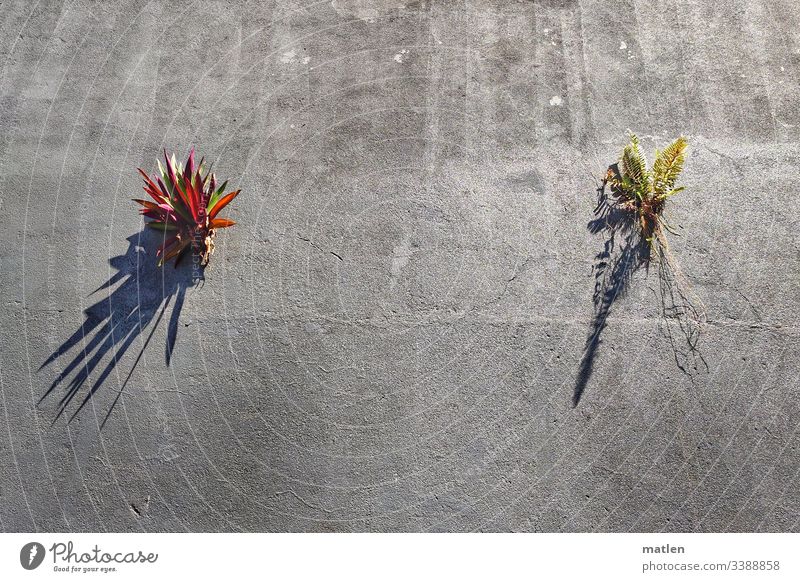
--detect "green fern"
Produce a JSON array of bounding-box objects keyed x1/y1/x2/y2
[
  {"x1": 605, "y1": 133, "x2": 688, "y2": 250},
  {"x1": 594, "y1": 133, "x2": 705, "y2": 377},
  {"x1": 618, "y1": 133, "x2": 650, "y2": 202},
  {"x1": 652, "y1": 136, "x2": 688, "y2": 200}
]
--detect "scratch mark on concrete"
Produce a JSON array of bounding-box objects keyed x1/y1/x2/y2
[{"x1": 275, "y1": 490, "x2": 333, "y2": 514}]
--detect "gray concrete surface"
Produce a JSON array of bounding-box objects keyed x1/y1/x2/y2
[{"x1": 1, "y1": 0, "x2": 799, "y2": 532}]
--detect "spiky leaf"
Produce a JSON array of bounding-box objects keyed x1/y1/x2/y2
[
  {"x1": 619, "y1": 132, "x2": 650, "y2": 200},
  {"x1": 136, "y1": 149, "x2": 242, "y2": 266},
  {"x1": 652, "y1": 136, "x2": 687, "y2": 198}
]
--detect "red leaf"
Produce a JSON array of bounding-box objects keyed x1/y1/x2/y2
[
  {"x1": 132, "y1": 198, "x2": 159, "y2": 210},
  {"x1": 169, "y1": 169, "x2": 195, "y2": 221},
  {"x1": 160, "y1": 176, "x2": 191, "y2": 222},
  {"x1": 156, "y1": 177, "x2": 171, "y2": 200},
  {"x1": 195, "y1": 168, "x2": 207, "y2": 205},
  {"x1": 138, "y1": 168, "x2": 166, "y2": 204},
  {"x1": 160, "y1": 239, "x2": 190, "y2": 266},
  {"x1": 164, "y1": 150, "x2": 180, "y2": 191},
  {"x1": 156, "y1": 235, "x2": 179, "y2": 256},
  {"x1": 182, "y1": 174, "x2": 199, "y2": 220},
  {"x1": 184, "y1": 147, "x2": 195, "y2": 180},
  {"x1": 209, "y1": 218, "x2": 236, "y2": 229},
  {"x1": 208, "y1": 190, "x2": 240, "y2": 220}
]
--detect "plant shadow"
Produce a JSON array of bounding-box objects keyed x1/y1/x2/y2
[
  {"x1": 573, "y1": 164, "x2": 649, "y2": 406},
  {"x1": 38, "y1": 228, "x2": 202, "y2": 427}
]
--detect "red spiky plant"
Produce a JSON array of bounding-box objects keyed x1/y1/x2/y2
[{"x1": 134, "y1": 148, "x2": 240, "y2": 266}]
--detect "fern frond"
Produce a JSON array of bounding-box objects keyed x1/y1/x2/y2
[
  {"x1": 658, "y1": 185, "x2": 685, "y2": 201},
  {"x1": 620, "y1": 132, "x2": 650, "y2": 201},
  {"x1": 652, "y1": 136, "x2": 687, "y2": 197}
]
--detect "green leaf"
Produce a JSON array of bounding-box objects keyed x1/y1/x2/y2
[
  {"x1": 659, "y1": 185, "x2": 685, "y2": 200},
  {"x1": 157, "y1": 159, "x2": 168, "y2": 183},
  {"x1": 652, "y1": 136, "x2": 687, "y2": 197},
  {"x1": 208, "y1": 190, "x2": 240, "y2": 219},
  {"x1": 620, "y1": 132, "x2": 650, "y2": 197},
  {"x1": 207, "y1": 179, "x2": 228, "y2": 209},
  {"x1": 158, "y1": 239, "x2": 190, "y2": 266},
  {"x1": 146, "y1": 221, "x2": 177, "y2": 232}
]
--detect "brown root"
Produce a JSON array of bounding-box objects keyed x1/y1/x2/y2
[
  {"x1": 651, "y1": 225, "x2": 707, "y2": 376},
  {"x1": 200, "y1": 232, "x2": 215, "y2": 267}
]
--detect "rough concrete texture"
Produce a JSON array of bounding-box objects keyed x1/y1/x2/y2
[{"x1": 1, "y1": 0, "x2": 799, "y2": 532}]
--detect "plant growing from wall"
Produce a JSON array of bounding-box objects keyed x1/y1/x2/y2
[
  {"x1": 135, "y1": 148, "x2": 240, "y2": 266},
  {"x1": 575, "y1": 133, "x2": 705, "y2": 405},
  {"x1": 603, "y1": 132, "x2": 687, "y2": 257}
]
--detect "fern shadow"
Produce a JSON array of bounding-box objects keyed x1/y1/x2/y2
[
  {"x1": 573, "y1": 165, "x2": 649, "y2": 406},
  {"x1": 38, "y1": 228, "x2": 201, "y2": 427}
]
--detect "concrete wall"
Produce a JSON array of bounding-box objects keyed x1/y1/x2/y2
[{"x1": 1, "y1": 0, "x2": 798, "y2": 531}]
